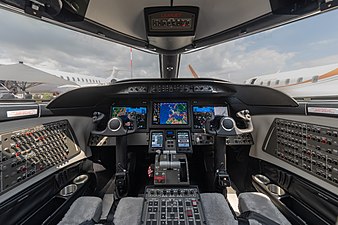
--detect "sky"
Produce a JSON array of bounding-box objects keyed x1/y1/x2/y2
[{"x1": 1, "y1": 7, "x2": 338, "y2": 83}]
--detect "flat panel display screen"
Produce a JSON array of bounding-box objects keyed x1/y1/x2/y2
[
  {"x1": 152, "y1": 102, "x2": 188, "y2": 125},
  {"x1": 151, "y1": 132, "x2": 164, "y2": 148},
  {"x1": 192, "y1": 106, "x2": 228, "y2": 129},
  {"x1": 177, "y1": 131, "x2": 190, "y2": 148},
  {"x1": 111, "y1": 106, "x2": 147, "y2": 129}
]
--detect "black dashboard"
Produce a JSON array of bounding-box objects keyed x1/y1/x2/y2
[{"x1": 47, "y1": 79, "x2": 297, "y2": 150}]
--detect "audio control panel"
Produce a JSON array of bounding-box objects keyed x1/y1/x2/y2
[
  {"x1": 0, "y1": 120, "x2": 80, "y2": 194},
  {"x1": 141, "y1": 186, "x2": 206, "y2": 225},
  {"x1": 264, "y1": 118, "x2": 338, "y2": 186},
  {"x1": 192, "y1": 133, "x2": 253, "y2": 146}
]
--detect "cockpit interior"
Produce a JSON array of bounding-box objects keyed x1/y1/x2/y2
[{"x1": 0, "y1": 1, "x2": 338, "y2": 225}]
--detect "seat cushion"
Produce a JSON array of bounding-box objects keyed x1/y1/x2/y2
[
  {"x1": 113, "y1": 197, "x2": 144, "y2": 225},
  {"x1": 58, "y1": 196, "x2": 102, "y2": 225},
  {"x1": 238, "y1": 192, "x2": 291, "y2": 225},
  {"x1": 201, "y1": 193, "x2": 237, "y2": 225}
]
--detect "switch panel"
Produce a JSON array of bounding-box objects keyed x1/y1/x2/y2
[
  {"x1": 0, "y1": 120, "x2": 80, "y2": 194},
  {"x1": 264, "y1": 118, "x2": 338, "y2": 186},
  {"x1": 141, "y1": 186, "x2": 206, "y2": 225}
]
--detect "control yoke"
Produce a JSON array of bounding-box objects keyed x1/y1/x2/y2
[
  {"x1": 90, "y1": 112, "x2": 138, "y2": 198},
  {"x1": 205, "y1": 110, "x2": 253, "y2": 136},
  {"x1": 91, "y1": 116, "x2": 137, "y2": 136}
]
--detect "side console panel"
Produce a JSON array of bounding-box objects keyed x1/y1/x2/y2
[
  {"x1": 0, "y1": 120, "x2": 80, "y2": 194},
  {"x1": 264, "y1": 118, "x2": 338, "y2": 187},
  {"x1": 250, "y1": 115, "x2": 338, "y2": 194}
]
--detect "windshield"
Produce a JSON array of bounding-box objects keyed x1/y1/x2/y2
[
  {"x1": 0, "y1": 9, "x2": 159, "y2": 100},
  {"x1": 1, "y1": 8, "x2": 338, "y2": 101},
  {"x1": 181, "y1": 10, "x2": 338, "y2": 99}
]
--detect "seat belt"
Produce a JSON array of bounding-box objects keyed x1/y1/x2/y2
[
  {"x1": 103, "y1": 198, "x2": 120, "y2": 225},
  {"x1": 79, "y1": 220, "x2": 96, "y2": 225},
  {"x1": 237, "y1": 211, "x2": 281, "y2": 225}
]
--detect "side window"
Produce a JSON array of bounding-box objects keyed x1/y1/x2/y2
[
  {"x1": 297, "y1": 77, "x2": 303, "y2": 83},
  {"x1": 285, "y1": 79, "x2": 290, "y2": 85},
  {"x1": 312, "y1": 75, "x2": 319, "y2": 83},
  {"x1": 275, "y1": 80, "x2": 280, "y2": 85},
  {"x1": 250, "y1": 78, "x2": 257, "y2": 84},
  {"x1": 267, "y1": 81, "x2": 271, "y2": 86}
]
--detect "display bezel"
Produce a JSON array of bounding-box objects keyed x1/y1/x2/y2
[
  {"x1": 111, "y1": 106, "x2": 148, "y2": 130},
  {"x1": 151, "y1": 101, "x2": 190, "y2": 128},
  {"x1": 192, "y1": 105, "x2": 229, "y2": 131},
  {"x1": 177, "y1": 131, "x2": 191, "y2": 148},
  {"x1": 151, "y1": 131, "x2": 164, "y2": 148}
]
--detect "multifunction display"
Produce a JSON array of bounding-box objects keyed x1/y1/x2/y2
[
  {"x1": 152, "y1": 102, "x2": 188, "y2": 125},
  {"x1": 193, "y1": 106, "x2": 228, "y2": 129},
  {"x1": 111, "y1": 106, "x2": 147, "y2": 129}
]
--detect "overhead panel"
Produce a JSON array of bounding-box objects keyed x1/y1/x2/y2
[
  {"x1": 84, "y1": 0, "x2": 272, "y2": 45},
  {"x1": 174, "y1": 0, "x2": 272, "y2": 40},
  {"x1": 144, "y1": 6, "x2": 199, "y2": 50},
  {"x1": 85, "y1": 0, "x2": 168, "y2": 40}
]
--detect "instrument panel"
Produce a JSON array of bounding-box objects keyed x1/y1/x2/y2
[{"x1": 89, "y1": 99, "x2": 254, "y2": 147}]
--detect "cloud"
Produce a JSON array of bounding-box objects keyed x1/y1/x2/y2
[
  {"x1": 292, "y1": 54, "x2": 338, "y2": 69},
  {"x1": 1, "y1": 7, "x2": 338, "y2": 85},
  {"x1": 0, "y1": 9, "x2": 158, "y2": 79},
  {"x1": 181, "y1": 39, "x2": 296, "y2": 83}
]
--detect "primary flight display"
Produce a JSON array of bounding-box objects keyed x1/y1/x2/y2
[{"x1": 111, "y1": 106, "x2": 147, "y2": 129}]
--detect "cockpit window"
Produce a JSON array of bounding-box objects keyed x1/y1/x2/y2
[
  {"x1": 0, "y1": 8, "x2": 159, "y2": 101},
  {"x1": 1, "y1": 7, "x2": 338, "y2": 101},
  {"x1": 182, "y1": 10, "x2": 338, "y2": 100}
]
